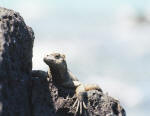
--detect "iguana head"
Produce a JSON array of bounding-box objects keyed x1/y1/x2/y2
[{"x1": 43, "y1": 52, "x2": 67, "y2": 70}]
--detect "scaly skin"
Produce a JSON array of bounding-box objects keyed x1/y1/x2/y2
[{"x1": 43, "y1": 52, "x2": 102, "y2": 116}]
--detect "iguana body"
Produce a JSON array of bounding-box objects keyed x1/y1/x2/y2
[{"x1": 43, "y1": 52, "x2": 102, "y2": 116}]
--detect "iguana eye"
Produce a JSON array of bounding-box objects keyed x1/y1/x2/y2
[{"x1": 55, "y1": 54, "x2": 60, "y2": 59}]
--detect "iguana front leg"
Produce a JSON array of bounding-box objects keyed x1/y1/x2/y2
[{"x1": 73, "y1": 84, "x2": 102, "y2": 116}]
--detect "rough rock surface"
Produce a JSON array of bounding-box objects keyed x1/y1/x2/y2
[
  {"x1": 32, "y1": 71, "x2": 55, "y2": 116},
  {"x1": 0, "y1": 7, "x2": 34, "y2": 116},
  {"x1": 32, "y1": 70, "x2": 126, "y2": 116}
]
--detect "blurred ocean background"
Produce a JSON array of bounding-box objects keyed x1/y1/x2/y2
[{"x1": 1, "y1": 0, "x2": 150, "y2": 115}]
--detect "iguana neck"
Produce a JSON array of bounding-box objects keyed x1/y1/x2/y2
[{"x1": 49, "y1": 65, "x2": 68, "y2": 84}]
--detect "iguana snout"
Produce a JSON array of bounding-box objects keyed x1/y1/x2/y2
[{"x1": 43, "y1": 54, "x2": 54, "y2": 65}]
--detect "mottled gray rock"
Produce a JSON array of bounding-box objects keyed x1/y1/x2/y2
[
  {"x1": 32, "y1": 70, "x2": 126, "y2": 116},
  {"x1": 0, "y1": 7, "x2": 34, "y2": 116}
]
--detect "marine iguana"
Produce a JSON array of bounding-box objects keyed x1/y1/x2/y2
[{"x1": 43, "y1": 52, "x2": 102, "y2": 116}]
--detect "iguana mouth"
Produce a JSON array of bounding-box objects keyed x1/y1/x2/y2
[{"x1": 43, "y1": 54, "x2": 54, "y2": 65}]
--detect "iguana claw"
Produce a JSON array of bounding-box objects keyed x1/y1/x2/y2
[{"x1": 73, "y1": 92, "x2": 88, "y2": 116}]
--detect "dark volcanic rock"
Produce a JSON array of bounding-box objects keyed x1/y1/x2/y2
[
  {"x1": 32, "y1": 70, "x2": 126, "y2": 116},
  {"x1": 32, "y1": 71, "x2": 55, "y2": 116},
  {"x1": 0, "y1": 7, "x2": 34, "y2": 116}
]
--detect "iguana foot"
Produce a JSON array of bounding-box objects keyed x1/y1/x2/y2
[
  {"x1": 73, "y1": 92, "x2": 88, "y2": 116},
  {"x1": 72, "y1": 84, "x2": 102, "y2": 116}
]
